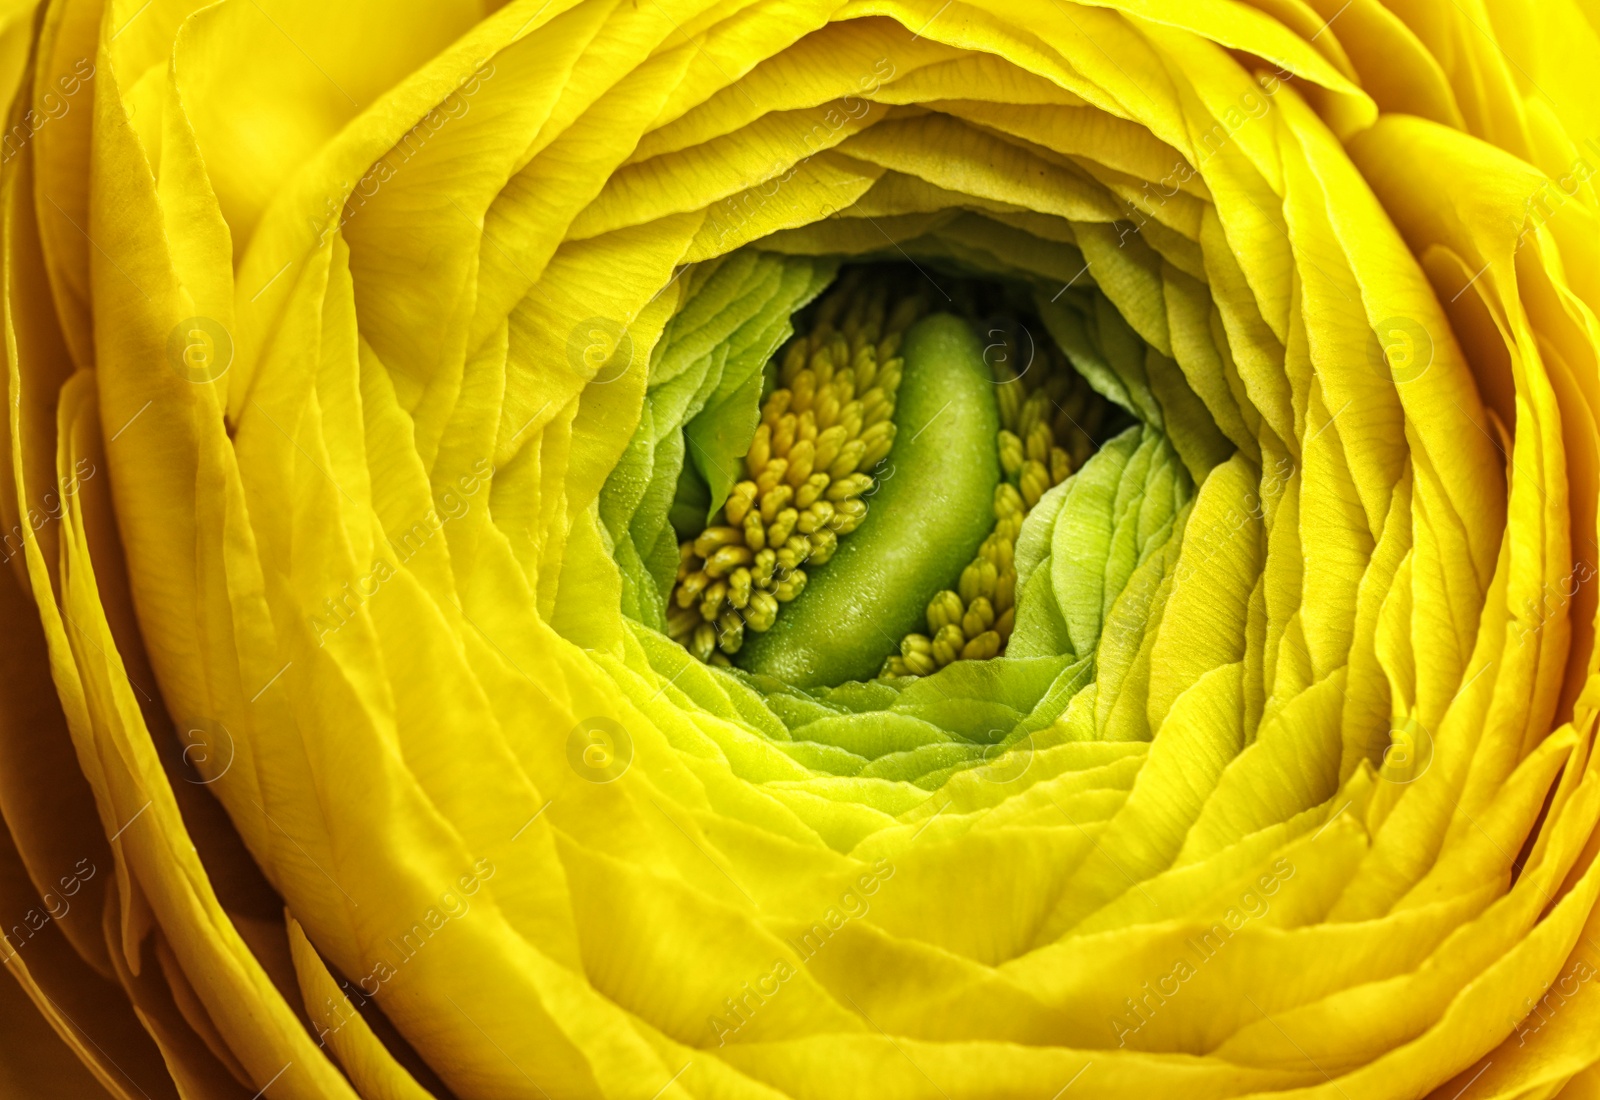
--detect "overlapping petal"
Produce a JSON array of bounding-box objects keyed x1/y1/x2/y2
[{"x1": 0, "y1": 1, "x2": 1597, "y2": 1098}]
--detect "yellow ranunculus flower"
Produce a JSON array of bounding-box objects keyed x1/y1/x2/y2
[{"x1": 1, "y1": 0, "x2": 1597, "y2": 1097}]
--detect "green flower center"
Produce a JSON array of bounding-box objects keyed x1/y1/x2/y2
[
  {"x1": 632, "y1": 259, "x2": 1126, "y2": 688},
  {"x1": 667, "y1": 270, "x2": 920, "y2": 664}
]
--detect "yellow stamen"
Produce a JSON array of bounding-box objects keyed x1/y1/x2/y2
[
  {"x1": 775, "y1": 569, "x2": 807, "y2": 602},
  {"x1": 690, "y1": 623, "x2": 716, "y2": 662},
  {"x1": 927, "y1": 590, "x2": 964, "y2": 633},
  {"x1": 931, "y1": 624, "x2": 965, "y2": 667},
  {"x1": 960, "y1": 630, "x2": 1002, "y2": 661},
  {"x1": 673, "y1": 276, "x2": 1112, "y2": 676},
  {"x1": 746, "y1": 591, "x2": 779, "y2": 632},
  {"x1": 961, "y1": 597, "x2": 996, "y2": 637},
  {"x1": 668, "y1": 276, "x2": 930, "y2": 663}
]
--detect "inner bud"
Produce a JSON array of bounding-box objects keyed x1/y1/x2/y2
[{"x1": 661, "y1": 263, "x2": 1120, "y2": 685}]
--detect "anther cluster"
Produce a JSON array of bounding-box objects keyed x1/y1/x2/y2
[{"x1": 668, "y1": 276, "x2": 925, "y2": 663}]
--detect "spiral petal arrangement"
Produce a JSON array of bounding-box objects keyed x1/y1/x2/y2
[{"x1": 1, "y1": 1, "x2": 1598, "y2": 1099}]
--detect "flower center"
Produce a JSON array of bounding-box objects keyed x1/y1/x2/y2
[
  {"x1": 888, "y1": 319, "x2": 1110, "y2": 677},
  {"x1": 667, "y1": 270, "x2": 921, "y2": 663},
  {"x1": 663, "y1": 264, "x2": 1117, "y2": 684}
]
